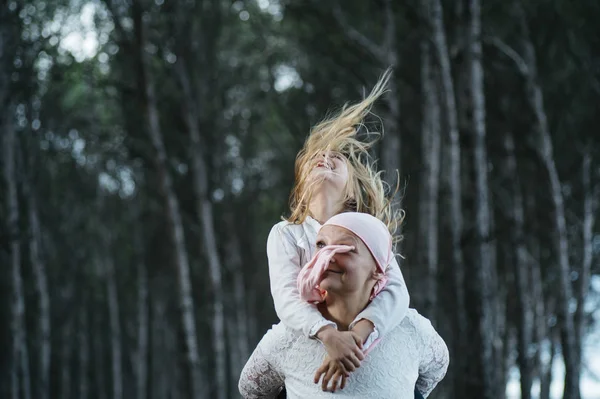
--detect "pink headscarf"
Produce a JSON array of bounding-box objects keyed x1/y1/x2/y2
[{"x1": 297, "y1": 212, "x2": 393, "y2": 303}]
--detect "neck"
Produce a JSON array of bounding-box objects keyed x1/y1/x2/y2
[
  {"x1": 308, "y1": 189, "x2": 345, "y2": 224},
  {"x1": 318, "y1": 292, "x2": 371, "y2": 331}
]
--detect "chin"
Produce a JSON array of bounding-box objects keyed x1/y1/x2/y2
[{"x1": 319, "y1": 278, "x2": 340, "y2": 293}]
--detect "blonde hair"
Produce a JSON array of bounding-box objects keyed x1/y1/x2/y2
[{"x1": 286, "y1": 69, "x2": 405, "y2": 243}]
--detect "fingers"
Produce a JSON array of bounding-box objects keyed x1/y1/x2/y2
[
  {"x1": 340, "y1": 373, "x2": 347, "y2": 390},
  {"x1": 341, "y1": 357, "x2": 356, "y2": 372},
  {"x1": 349, "y1": 352, "x2": 362, "y2": 369},
  {"x1": 351, "y1": 332, "x2": 364, "y2": 349},
  {"x1": 353, "y1": 346, "x2": 365, "y2": 361},
  {"x1": 314, "y1": 362, "x2": 328, "y2": 384},
  {"x1": 328, "y1": 371, "x2": 343, "y2": 393},
  {"x1": 321, "y1": 364, "x2": 337, "y2": 392}
]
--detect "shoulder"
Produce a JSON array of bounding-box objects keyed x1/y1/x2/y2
[
  {"x1": 268, "y1": 220, "x2": 306, "y2": 246},
  {"x1": 397, "y1": 309, "x2": 439, "y2": 340},
  {"x1": 256, "y1": 322, "x2": 301, "y2": 359}
]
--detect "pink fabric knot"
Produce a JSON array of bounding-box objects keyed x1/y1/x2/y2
[{"x1": 370, "y1": 274, "x2": 389, "y2": 300}]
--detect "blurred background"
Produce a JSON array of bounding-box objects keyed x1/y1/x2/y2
[{"x1": 1, "y1": 0, "x2": 599, "y2": 398}]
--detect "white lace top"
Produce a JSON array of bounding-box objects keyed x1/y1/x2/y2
[{"x1": 239, "y1": 309, "x2": 449, "y2": 399}]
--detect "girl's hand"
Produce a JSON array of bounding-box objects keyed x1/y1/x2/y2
[
  {"x1": 314, "y1": 355, "x2": 348, "y2": 392},
  {"x1": 317, "y1": 328, "x2": 364, "y2": 373}
]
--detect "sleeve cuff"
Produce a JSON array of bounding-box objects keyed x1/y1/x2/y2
[
  {"x1": 309, "y1": 320, "x2": 337, "y2": 339},
  {"x1": 361, "y1": 326, "x2": 380, "y2": 352},
  {"x1": 348, "y1": 318, "x2": 380, "y2": 353}
]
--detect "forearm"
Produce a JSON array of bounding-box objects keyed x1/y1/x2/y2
[
  {"x1": 267, "y1": 224, "x2": 334, "y2": 337},
  {"x1": 354, "y1": 257, "x2": 409, "y2": 336},
  {"x1": 239, "y1": 334, "x2": 285, "y2": 399},
  {"x1": 351, "y1": 319, "x2": 374, "y2": 344}
]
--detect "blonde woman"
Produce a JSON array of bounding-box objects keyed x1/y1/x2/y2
[{"x1": 265, "y1": 70, "x2": 410, "y2": 392}]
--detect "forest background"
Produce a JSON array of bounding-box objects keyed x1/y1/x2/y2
[{"x1": 1, "y1": 0, "x2": 600, "y2": 398}]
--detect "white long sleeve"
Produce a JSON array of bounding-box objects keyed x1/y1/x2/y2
[
  {"x1": 267, "y1": 222, "x2": 334, "y2": 337},
  {"x1": 415, "y1": 316, "x2": 450, "y2": 397},
  {"x1": 354, "y1": 256, "x2": 410, "y2": 337},
  {"x1": 238, "y1": 325, "x2": 286, "y2": 399}
]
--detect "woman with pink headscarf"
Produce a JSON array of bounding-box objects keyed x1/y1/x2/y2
[{"x1": 239, "y1": 212, "x2": 449, "y2": 399}]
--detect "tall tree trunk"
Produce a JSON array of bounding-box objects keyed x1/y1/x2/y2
[
  {"x1": 490, "y1": 7, "x2": 581, "y2": 396},
  {"x1": 104, "y1": 254, "x2": 123, "y2": 399},
  {"x1": 131, "y1": 3, "x2": 204, "y2": 398},
  {"x1": 575, "y1": 150, "x2": 594, "y2": 354},
  {"x1": 332, "y1": 0, "x2": 401, "y2": 188},
  {"x1": 174, "y1": 59, "x2": 227, "y2": 399},
  {"x1": 151, "y1": 298, "x2": 170, "y2": 399},
  {"x1": 504, "y1": 134, "x2": 533, "y2": 399},
  {"x1": 61, "y1": 317, "x2": 72, "y2": 399},
  {"x1": 135, "y1": 228, "x2": 149, "y2": 399},
  {"x1": 519, "y1": 18, "x2": 580, "y2": 399},
  {"x1": 224, "y1": 212, "x2": 251, "y2": 382},
  {"x1": 93, "y1": 308, "x2": 107, "y2": 399},
  {"x1": 418, "y1": 38, "x2": 441, "y2": 322},
  {"x1": 19, "y1": 144, "x2": 52, "y2": 399},
  {"x1": 78, "y1": 303, "x2": 90, "y2": 399},
  {"x1": 428, "y1": 0, "x2": 468, "y2": 395},
  {"x1": 467, "y1": 0, "x2": 496, "y2": 396},
  {"x1": 539, "y1": 331, "x2": 556, "y2": 399},
  {"x1": 4, "y1": 108, "x2": 30, "y2": 399},
  {"x1": 20, "y1": 335, "x2": 32, "y2": 399},
  {"x1": 380, "y1": 0, "x2": 402, "y2": 191}
]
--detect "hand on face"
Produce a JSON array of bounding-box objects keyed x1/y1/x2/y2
[{"x1": 316, "y1": 226, "x2": 378, "y2": 297}]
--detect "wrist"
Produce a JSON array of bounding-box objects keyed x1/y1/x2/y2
[
  {"x1": 352, "y1": 319, "x2": 374, "y2": 343},
  {"x1": 315, "y1": 324, "x2": 335, "y2": 342}
]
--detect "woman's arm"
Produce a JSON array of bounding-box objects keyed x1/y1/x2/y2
[
  {"x1": 239, "y1": 326, "x2": 286, "y2": 399},
  {"x1": 267, "y1": 223, "x2": 335, "y2": 337},
  {"x1": 352, "y1": 256, "x2": 410, "y2": 339},
  {"x1": 416, "y1": 317, "x2": 450, "y2": 398}
]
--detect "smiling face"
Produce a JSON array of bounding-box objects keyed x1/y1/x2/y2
[
  {"x1": 316, "y1": 225, "x2": 378, "y2": 297},
  {"x1": 306, "y1": 150, "x2": 350, "y2": 193}
]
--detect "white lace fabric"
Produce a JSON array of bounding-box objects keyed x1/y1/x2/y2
[{"x1": 239, "y1": 309, "x2": 449, "y2": 399}]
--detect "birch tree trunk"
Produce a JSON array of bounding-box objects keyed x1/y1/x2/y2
[
  {"x1": 20, "y1": 329, "x2": 32, "y2": 399},
  {"x1": 61, "y1": 315, "x2": 72, "y2": 399},
  {"x1": 380, "y1": 0, "x2": 402, "y2": 191},
  {"x1": 151, "y1": 297, "x2": 169, "y2": 399},
  {"x1": 332, "y1": 0, "x2": 401, "y2": 188},
  {"x1": 4, "y1": 108, "x2": 30, "y2": 399},
  {"x1": 489, "y1": 6, "x2": 580, "y2": 397},
  {"x1": 104, "y1": 253, "x2": 123, "y2": 399},
  {"x1": 174, "y1": 58, "x2": 227, "y2": 399},
  {"x1": 78, "y1": 303, "x2": 90, "y2": 399},
  {"x1": 518, "y1": 17, "x2": 580, "y2": 399},
  {"x1": 575, "y1": 150, "x2": 594, "y2": 353},
  {"x1": 428, "y1": 0, "x2": 468, "y2": 394},
  {"x1": 539, "y1": 330, "x2": 556, "y2": 399},
  {"x1": 467, "y1": 0, "x2": 496, "y2": 396},
  {"x1": 93, "y1": 308, "x2": 107, "y2": 399},
  {"x1": 19, "y1": 144, "x2": 52, "y2": 399},
  {"x1": 135, "y1": 228, "x2": 149, "y2": 399},
  {"x1": 504, "y1": 134, "x2": 533, "y2": 399},
  {"x1": 131, "y1": 2, "x2": 204, "y2": 397},
  {"x1": 418, "y1": 38, "x2": 441, "y2": 322},
  {"x1": 224, "y1": 212, "x2": 250, "y2": 381}
]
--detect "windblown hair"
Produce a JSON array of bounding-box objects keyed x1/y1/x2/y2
[{"x1": 286, "y1": 69, "x2": 405, "y2": 243}]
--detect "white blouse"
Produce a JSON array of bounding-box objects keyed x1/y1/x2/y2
[
  {"x1": 238, "y1": 309, "x2": 449, "y2": 399},
  {"x1": 266, "y1": 216, "x2": 410, "y2": 340}
]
